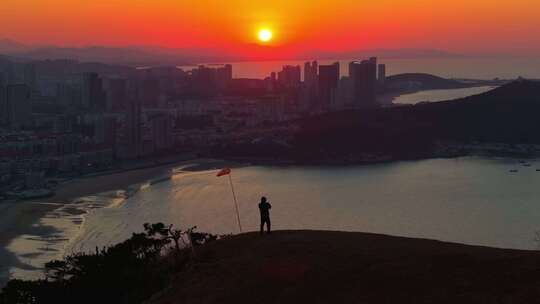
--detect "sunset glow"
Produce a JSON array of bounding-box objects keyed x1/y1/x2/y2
[{"x1": 1, "y1": 0, "x2": 539, "y2": 56}]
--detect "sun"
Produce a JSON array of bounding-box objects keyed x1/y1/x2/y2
[{"x1": 258, "y1": 29, "x2": 273, "y2": 42}]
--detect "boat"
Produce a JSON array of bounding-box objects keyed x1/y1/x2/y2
[{"x1": 509, "y1": 169, "x2": 519, "y2": 173}]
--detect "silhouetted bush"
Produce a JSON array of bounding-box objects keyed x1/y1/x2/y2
[{"x1": 0, "y1": 223, "x2": 218, "y2": 304}]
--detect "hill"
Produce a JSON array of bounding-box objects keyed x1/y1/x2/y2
[
  {"x1": 391, "y1": 79, "x2": 540, "y2": 143},
  {"x1": 287, "y1": 80, "x2": 540, "y2": 162},
  {"x1": 152, "y1": 230, "x2": 540, "y2": 304},
  {"x1": 0, "y1": 39, "x2": 29, "y2": 54},
  {"x1": 385, "y1": 73, "x2": 469, "y2": 91}
]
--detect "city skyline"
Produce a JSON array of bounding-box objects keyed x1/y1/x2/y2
[{"x1": 1, "y1": 0, "x2": 540, "y2": 58}]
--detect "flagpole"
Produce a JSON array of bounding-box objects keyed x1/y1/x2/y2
[{"x1": 228, "y1": 174, "x2": 243, "y2": 233}]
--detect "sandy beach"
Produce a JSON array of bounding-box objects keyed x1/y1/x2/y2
[
  {"x1": 0, "y1": 201, "x2": 59, "y2": 286},
  {"x1": 0, "y1": 158, "x2": 239, "y2": 287}
]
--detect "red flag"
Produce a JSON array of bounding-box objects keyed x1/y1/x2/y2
[{"x1": 216, "y1": 167, "x2": 231, "y2": 177}]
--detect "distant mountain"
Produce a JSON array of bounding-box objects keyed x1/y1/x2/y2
[
  {"x1": 307, "y1": 48, "x2": 461, "y2": 60},
  {"x1": 0, "y1": 38, "x2": 30, "y2": 53},
  {"x1": 14, "y1": 46, "x2": 189, "y2": 66},
  {"x1": 0, "y1": 40, "x2": 246, "y2": 66},
  {"x1": 132, "y1": 45, "x2": 242, "y2": 63},
  {"x1": 0, "y1": 38, "x2": 464, "y2": 67}
]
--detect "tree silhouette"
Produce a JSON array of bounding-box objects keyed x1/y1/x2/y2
[{"x1": 0, "y1": 223, "x2": 219, "y2": 304}]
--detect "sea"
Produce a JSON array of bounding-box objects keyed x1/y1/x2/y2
[
  {"x1": 66, "y1": 157, "x2": 540, "y2": 253},
  {"x1": 3, "y1": 57, "x2": 540, "y2": 284}
]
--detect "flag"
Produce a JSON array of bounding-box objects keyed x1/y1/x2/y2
[
  {"x1": 216, "y1": 167, "x2": 231, "y2": 177},
  {"x1": 216, "y1": 166, "x2": 242, "y2": 232}
]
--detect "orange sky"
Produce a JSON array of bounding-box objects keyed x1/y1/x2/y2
[{"x1": 1, "y1": 0, "x2": 539, "y2": 55}]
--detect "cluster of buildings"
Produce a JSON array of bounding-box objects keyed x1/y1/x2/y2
[
  {"x1": 260, "y1": 57, "x2": 386, "y2": 111},
  {"x1": 0, "y1": 57, "x2": 386, "y2": 194}
]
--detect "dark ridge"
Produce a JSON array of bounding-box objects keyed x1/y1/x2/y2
[
  {"x1": 291, "y1": 80, "x2": 540, "y2": 161},
  {"x1": 386, "y1": 73, "x2": 469, "y2": 90},
  {"x1": 153, "y1": 230, "x2": 540, "y2": 304}
]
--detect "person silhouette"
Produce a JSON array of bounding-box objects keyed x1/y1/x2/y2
[{"x1": 258, "y1": 196, "x2": 272, "y2": 234}]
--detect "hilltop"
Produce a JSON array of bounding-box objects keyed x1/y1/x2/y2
[
  {"x1": 5, "y1": 229, "x2": 540, "y2": 303},
  {"x1": 152, "y1": 230, "x2": 540, "y2": 304}
]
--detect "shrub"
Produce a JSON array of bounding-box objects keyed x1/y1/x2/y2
[{"x1": 0, "y1": 223, "x2": 218, "y2": 304}]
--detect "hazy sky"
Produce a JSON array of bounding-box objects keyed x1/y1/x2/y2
[{"x1": 1, "y1": 0, "x2": 539, "y2": 55}]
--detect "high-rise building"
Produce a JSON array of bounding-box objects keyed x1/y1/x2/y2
[
  {"x1": 368, "y1": 57, "x2": 378, "y2": 98},
  {"x1": 301, "y1": 61, "x2": 320, "y2": 110},
  {"x1": 378, "y1": 64, "x2": 386, "y2": 87},
  {"x1": 318, "y1": 62, "x2": 340, "y2": 109},
  {"x1": 4, "y1": 63, "x2": 17, "y2": 85},
  {"x1": 337, "y1": 76, "x2": 354, "y2": 108},
  {"x1": 6, "y1": 84, "x2": 32, "y2": 129},
  {"x1": 304, "y1": 61, "x2": 319, "y2": 88},
  {"x1": 191, "y1": 65, "x2": 218, "y2": 96},
  {"x1": 139, "y1": 77, "x2": 160, "y2": 108},
  {"x1": 0, "y1": 85, "x2": 6, "y2": 126},
  {"x1": 105, "y1": 78, "x2": 128, "y2": 112},
  {"x1": 151, "y1": 113, "x2": 173, "y2": 152},
  {"x1": 270, "y1": 72, "x2": 277, "y2": 83},
  {"x1": 56, "y1": 82, "x2": 82, "y2": 109},
  {"x1": 277, "y1": 65, "x2": 301, "y2": 88},
  {"x1": 123, "y1": 83, "x2": 142, "y2": 159},
  {"x1": 304, "y1": 62, "x2": 312, "y2": 85},
  {"x1": 349, "y1": 57, "x2": 378, "y2": 108},
  {"x1": 216, "y1": 64, "x2": 233, "y2": 90},
  {"x1": 82, "y1": 73, "x2": 106, "y2": 111},
  {"x1": 23, "y1": 64, "x2": 37, "y2": 92}
]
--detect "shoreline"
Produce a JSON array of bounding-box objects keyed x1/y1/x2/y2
[
  {"x1": 377, "y1": 84, "x2": 498, "y2": 106},
  {"x1": 0, "y1": 158, "x2": 241, "y2": 287},
  {"x1": 221, "y1": 142, "x2": 540, "y2": 169}
]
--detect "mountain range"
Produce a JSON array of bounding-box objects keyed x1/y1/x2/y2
[{"x1": 0, "y1": 38, "x2": 463, "y2": 66}]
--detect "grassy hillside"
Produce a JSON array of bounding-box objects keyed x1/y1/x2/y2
[{"x1": 153, "y1": 230, "x2": 540, "y2": 304}]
